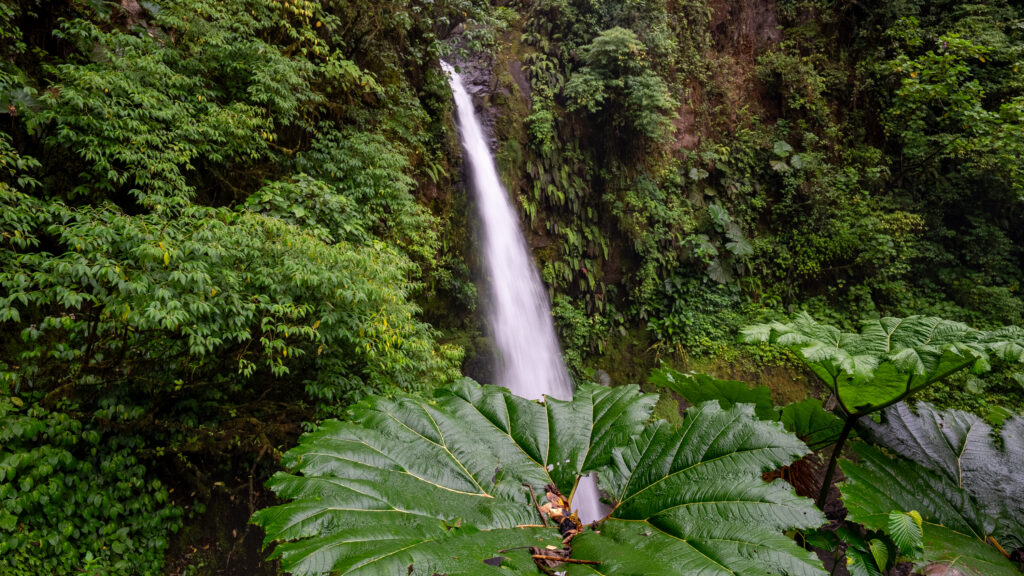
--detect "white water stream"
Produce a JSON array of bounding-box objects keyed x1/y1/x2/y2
[{"x1": 443, "y1": 62, "x2": 604, "y2": 524}]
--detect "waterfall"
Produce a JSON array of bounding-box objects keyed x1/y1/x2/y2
[
  {"x1": 442, "y1": 61, "x2": 604, "y2": 524},
  {"x1": 443, "y1": 61, "x2": 574, "y2": 402}
]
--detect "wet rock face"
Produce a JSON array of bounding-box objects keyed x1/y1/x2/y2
[
  {"x1": 443, "y1": 24, "x2": 508, "y2": 151},
  {"x1": 446, "y1": 55, "x2": 501, "y2": 150},
  {"x1": 709, "y1": 0, "x2": 782, "y2": 55}
]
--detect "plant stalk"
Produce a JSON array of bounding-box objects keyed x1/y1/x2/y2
[{"x1": 816, "y1": 416, "x2": 857, "y2": 509}]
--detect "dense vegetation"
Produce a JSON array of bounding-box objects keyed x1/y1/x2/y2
[
  {"x1": 482, "y1": 0, "x2": 1024, "y2": 375},
  {"x1": 2, "y1": 0, "x2": 1023, "y2": 574},
  {"x1": 1, "y1": 0, "x2": 479, "y2": 571}
]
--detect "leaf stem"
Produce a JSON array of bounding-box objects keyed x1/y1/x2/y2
[
  {"x1": 532, "y1": 555, "x2": 602, "y2": 565},
  {"x1": 523, "y1": 483, "x2": 549, "y2": 526},
  {"x1": 817, "y1": 415, "x2": 857, "y2": 509}
]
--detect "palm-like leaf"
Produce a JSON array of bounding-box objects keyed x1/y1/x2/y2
[
  {"x1": 253, "y1": 381, "x2": 827, "y2": 575},
  {"x1": 859, "y1": 402, "x2": 1024, "y2": 544},
  {"x1": 840, "y1": 443, "x2": 1020, "y2": 576}
]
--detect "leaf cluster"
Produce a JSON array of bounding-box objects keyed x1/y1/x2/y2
[
  {"x1": 0, "y1": 397, "x2": 182, "y2": 575},
  {"x1": 742, "y1": 313, "x2": 1024, "y2": 417},
  {"x1": 253, "y1": 380, "x2": 828, "y2": 575}
]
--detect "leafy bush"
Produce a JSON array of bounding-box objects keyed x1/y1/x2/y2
[
  {"x1": 647, "y1": 276, "x2": 745, "y2": 357},
  {"x1": 0, "y1": 188, "x2": 459, "y2": 405},
  {"x1": 563, "y1": 27, "x2": 678, "y2": 142},
  {"x1": 0, "y1": 398, "x2": 182, "y2": 575}
]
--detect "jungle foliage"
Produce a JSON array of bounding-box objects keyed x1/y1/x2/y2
[
  {"x1": 0, "y1": 0, "x2": 487, "y2": 571},
  {"x1": 476, "y1": 0, "x2": 1024, "y2": 371},
  {"x1": 652, "y1": 366, "x2": 1024, "y2": 575},
  {"x1": 3, "y1": 0, "x2": 1024, "y2": 573},
  {"x1": 743, "y1": 313, "x2": 1024, "y2": 505},
  {"x1": 254, "y1": 380, "x2": 827, "y2": 575},
  {"x1": 837, "y1": 401, "x2": 1024, "y2": 575}
]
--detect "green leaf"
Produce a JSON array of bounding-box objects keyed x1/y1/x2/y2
[
  {"x1": 726, "y1": 237, "x2": 754, "y2": 258},
  {"x1": 0, "y1": 512, "x2": 17, "y2": 531},
  {"x1": 837, "y1": 362, "x2": 909, "y2": 413},
  {"x1": 803, "y1": 528, "x2": 840, "y2": 552},
  {"x1": 840, "y1": 443, "x2": 1018, "y2": 576},
  {"x1": 860, "y1": 402, "x2": 1024, "y2": 542},
  {"x1": 707, "y1": 258, "x2": 733, "y2": 284},
  {"x1": 888, "y1": 510, "x2": 923, "y2": 557},
  {"x1": 836, "y1": 527, "x2": 884, "y2": 576},
  {"x1": 867, "y1": 538, "x2": 889, "y2": 570},
  {"x1": 708, "y1": 203, "x2": 732, "y2": 228},
  {"x1": 779, "y1": 398, "x2": 845, "y2": 450},
  {"x1": 254, "y1": 382, "x2": 827, "y2": 575},
  {"x1": 653, "y1": 370, "x2": 845, "y2": 450},
  {"x1": 742, "y1": 313, "x2": 1024, "y2": 417},
  {"x1": 588, "y1": 402, "x2": 826, "y2": 575},
  {"x1": 650, "y1": 368, "x2": 776, "y2": 421},
  {"x1": 846, "y1": 547, "x2": 883, "y2": 576},
  {"x1": 773, "y1": 140, "x2": 794, "y2": 157}
]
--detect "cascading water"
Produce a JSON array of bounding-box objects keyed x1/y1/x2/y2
[
  {"x1": 442, "y1": 62, "x2": 573, "y2": 403},
  {"x1": 442, "y1": 61, "x2": 604, "y2": 523}
]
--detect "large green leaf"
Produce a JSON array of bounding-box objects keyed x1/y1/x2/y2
[
  {"x1": 651, "y1": 368, "x2": 776, "y2": 421},
  {"x1": 653, "y1": 368, "x2": 844, "y2": 450},
  {"x1": 840, "y1": 443, "x2": 1019, "y2": 576},
  {"x1": 574, "y1": 402, "x2": 826, "y2": 575},
  {"x1": 742, "y1": 313, "x2": 1024, "y2": 416},
  {"x1": 254, "y1": 381, "x2": 827, "y2": 575},
  {"x1": 859, "y1": 402, "x2": 1024, "y2": 543},
  {"x1": 779, "y1": 398, "x2": 846, "y2": 450}
]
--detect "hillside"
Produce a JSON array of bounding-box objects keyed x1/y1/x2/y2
[{"x1": 1, "y1": 0, "x2": 1023, "y2": 574}]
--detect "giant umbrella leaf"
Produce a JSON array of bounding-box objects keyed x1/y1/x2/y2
[
  {"x1": 252, "y1": 380, "x2": 827, "y2": 575},
  {"x1": 840, "y1": 443, "x2": 1021, "y2": 576},
  {"x1": 742, "y1": 314, "x2": 1024, "y2": 415},
  {"x1": 858, "y1": 402, "x2": 1024, "y2": 545}
]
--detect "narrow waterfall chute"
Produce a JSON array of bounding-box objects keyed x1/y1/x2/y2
[
  {"x1": 442, "y1": 61, "x2": 605, "y2": 523},
  {"x1": 442, "y1": 61, "x2": 573, "y2": 402}
]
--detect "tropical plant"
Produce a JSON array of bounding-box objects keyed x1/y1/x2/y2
[
  {"x1": 563, "y1": 27, "x2": 678, "y2": 142},
  {"x1": 880, "y1": 18, "x2": 1024, "y2": 195},
  {"x1": 0, "y1": 189, "x2": 458, "y2": 404},
  {"x1": 253, "y1": 380, "x2": 828, "y2": 575},
  {"x1": 0, "y1": 397, "x2": 183, "y2": 575},
  {"x1": 858, "y1": 402, "x2": 1023, "y2": 550},
  {"x1": 651, "y1": 368, "x2": 846, "y2": 451},
  {"x1": 840, "y1": 442, "x2": 1021, "y2": 575},
  {"x1": 805, "y1": 516, "x2": 925, "y2": 576},
  {"x1": 646, "y1": 280, "x2": 738, "y2": 355},
  {"x1": 742, "y1": 313, "x2": 1024, "y2": 506}
]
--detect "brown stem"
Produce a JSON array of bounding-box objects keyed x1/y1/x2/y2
[
  {"x1": 536, "y1": 564, "x2": 557, "y2": 576},
  {"x1": 817, "y1": 415, "x2": 857, "y2": 509},
  {"x1": 523, "y1": 484, "x2": 549, "y2": 526},
  {"x1": 531, "y1": 556, "x2": 601, "y2": 565},
  {"x1": 989, "y1": 536, "x2": 1010, "y2": 558}
]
